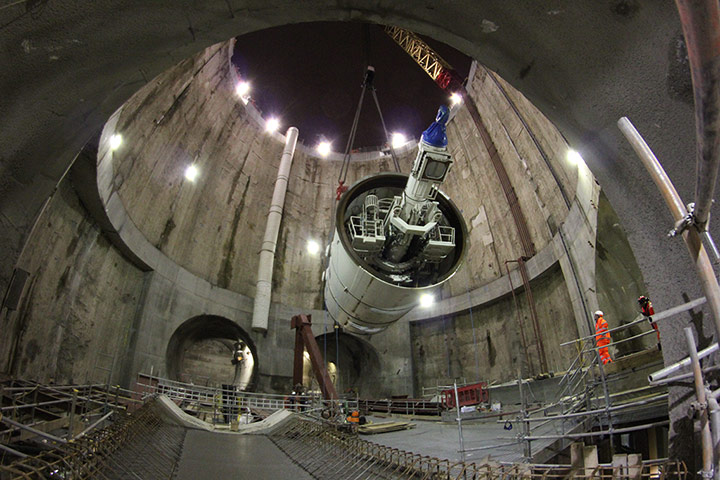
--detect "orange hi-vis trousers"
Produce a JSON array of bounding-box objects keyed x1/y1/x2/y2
[{"x1": 595, "y1": 316, "x2": 613, "y2": 364}]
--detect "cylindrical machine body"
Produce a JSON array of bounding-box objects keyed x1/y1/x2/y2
[
  {"x1": 252, "y1": 127, "x2": 299, "y2": 332},
  {"x1": 324, "y1": 173, "x2": 466, "y2": 335}
]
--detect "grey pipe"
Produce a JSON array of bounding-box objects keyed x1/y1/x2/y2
[
  {"x1": 252, "y1": 127, "x2": 299, "y2": 332},
  {"x1": 73, "y1": 411, "x2": 114, "y2": 440},
  {"x1": 560, "y1": 296, "x2": 706, "y2": 346},
  {"x1": 650, "y1": 364, "x2": 720, "y2": 385},
  {"x1": 674, "y1": 0, "x2": 720, "y2": 230},
  {"x1": 0, "y1": 416, "x2": 67, "y2": 444},
  {"x1": 648, "y1": 342, "x2": 718, "y2": 382},
  {"x1": 497, "y1": 393, "x2": 668, "y2": 423},
  {"x1": 0, "y1": 443, "x2": 27, "y2": 458},
  {"x1": 519, "y1": 420, "x2": 669, "y2": 441}
]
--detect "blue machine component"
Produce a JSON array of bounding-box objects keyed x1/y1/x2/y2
[{"x1": 421, "y1": 105, "x2": 450, "y2": 148}]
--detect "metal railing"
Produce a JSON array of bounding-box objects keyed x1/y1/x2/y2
[
  {"x1": 357, "y1": 398, "x2": 442, "y2": 416},
  {"x1": 134, "y1": 373, "x2": 358, "y2": 425},
  {"x1": 0, "y1": 381, "x2": 688, "y2": 479}
]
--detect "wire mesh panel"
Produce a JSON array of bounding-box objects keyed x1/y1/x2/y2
[
  {"x1": 267, "y1": 416, "x2": 687, "y2": 480},
  {"x1": 0, "y1": 399, "x2": 186, "y2": 479}
]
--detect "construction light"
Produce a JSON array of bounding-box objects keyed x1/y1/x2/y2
[
  {"x1": 185, "y1": 164, "x2": 199, "y2": 182},
  {"x1": 307, "y1": 239, "x2": 320, "y2": 255},
  {"x1": 109, "y1": 134, "x2": 122, "y2": 151},
  {"x1": 316, "y1": 141, "x2": 332, "y2": 157},
  {"x1": 450, "y1": 92, "x2": 463, "y2": 105},
  {"x1": 236, "y1": 81, "x2": 250, "y2": 97},
  {"x1": 419, "y1": 293, "x2": 434, "y2": 308},
  {"x1": 265, "y1": 117, "x2": 280, "y2": 133},
  {"x1": 391, "y1": 132, "x2": 407, "y2": 149},
  {"x1": 567, "y1": 149, "x2": 583, "y2": 165}
]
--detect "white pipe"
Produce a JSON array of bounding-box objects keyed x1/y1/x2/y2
[
  {"x1": 252, "y1": 127, "x2": 299, "y2": 332},
  {"x1": 706, "y1": 389, "x2": 720, "y2": 479},
  {"x1": 647, "y1": 342, "x2": 718, "y2": 382}
]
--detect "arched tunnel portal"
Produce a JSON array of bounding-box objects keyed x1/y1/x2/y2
[{"x1": 166, "y1": 315, "x2": 258, "y2": 390}]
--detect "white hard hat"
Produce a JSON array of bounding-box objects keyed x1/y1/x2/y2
[{"x1": 594, "y1": 310, "x2": 604, "y2": 317}]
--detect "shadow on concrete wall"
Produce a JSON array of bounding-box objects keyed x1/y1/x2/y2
[
  {"x1": 314, "y1": 332, "x2": 381, "y2": 398},
  {"x1": 166, "y1": 315, "x2": 258, "y2": 390},
  {"x1": 595, "y1": 191, "x2": 649, "y2": 356}
]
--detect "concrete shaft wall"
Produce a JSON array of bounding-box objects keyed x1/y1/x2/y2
[
  {"x1": 0, "y1": 179, "x2": 145, "y2": 384},
  {"x1": 411, "y1": 263, "x2": 576, "y2": 390},
  {"x1": 442, "y1": 66, "x2": 578, "y2": 294},
  {"x1": 109, "y1": 41, "x2": 414, "y2": 310}
]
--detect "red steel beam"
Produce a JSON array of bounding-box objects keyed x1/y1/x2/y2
[{"x1": 291, "y1": 314, "x2": 338, "y2": 400}]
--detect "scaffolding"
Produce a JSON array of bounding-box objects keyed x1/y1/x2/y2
[{"x1": 444, "y1": 299, "x2": 711, "y2": 465}]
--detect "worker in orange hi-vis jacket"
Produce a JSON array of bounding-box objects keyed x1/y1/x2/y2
[{"x1": 594, "y1": 310, "x2": 613, "y2": 364}]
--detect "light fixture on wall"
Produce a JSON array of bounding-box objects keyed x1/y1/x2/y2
[
  {"x1": 391, "y1": 132, "x2": 407, "y2": 149},
  {"x1": 306, "y1": 239, "x2": 320, "y2": 255},
  {"x1": 184, "y1": 164, "x2": 199, "y2": 182},
  {"x1": 419, "y1": 293, "x2": 434, "y2": 308},
  {"x1": 109, "y1": 134, "x2": 123, "y2": 151},
  {"x1": 316, "y1": 141, "x2": 332, "y2": 157},
  {"x1": 567, "y1": 149, "x2": 583, "y2": 166},
  {"x1": 236, "y1": 81, "x2": 251, "y2": 105},
  {"x1": 236, "y1": 81, "x2": 250, "y2": 97},
  {"x1": 265, "y1": 117, "x2": 280, "y2": 133},
  {"x1": 449, "y1": 92, "x2": 463, "y2": 105}
]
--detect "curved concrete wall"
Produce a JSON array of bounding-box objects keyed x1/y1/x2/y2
[
  {"x1": 105, "y1": 40, "x2": 583, "y2": 303},
  {"x1": 105, "y1": 41, "x2": 416, "y2": 309}
]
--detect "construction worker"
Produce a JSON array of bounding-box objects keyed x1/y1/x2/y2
[
  {"x1": 638, "y1": 295, "x2": 661, "y2": 351},
  {"x1": 594, "y1": 310, "x2": 613, "y2": 364}
]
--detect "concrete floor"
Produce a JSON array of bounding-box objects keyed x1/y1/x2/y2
[
  {"x1": 364, "y1": 416, "x2": 565, "y2": 464},
  {"x1": 172, "y1": 416, "x2": 566, "y2": 478},
  {"x1": 175, "y1": 430, "x2": 312, "y2": 479}
]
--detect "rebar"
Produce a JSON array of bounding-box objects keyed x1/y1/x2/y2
[
  {"x1": 0, "y1": 398, "x2": 186, "y2": 479},
  {"x1": 267, "y1": 415, "x2": 686, "y2": 479}
]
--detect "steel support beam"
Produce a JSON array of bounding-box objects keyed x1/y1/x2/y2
[{"x1": 291, "y1": 314, "x2": 339, "y2": 400}]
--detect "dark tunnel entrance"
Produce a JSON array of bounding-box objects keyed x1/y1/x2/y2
[
  {"x1": 166, "y1": 315, "x2": 257, "y2": 390},
  {"x1": 312, "y1": 332, "x2": 381, "y2": 398}
]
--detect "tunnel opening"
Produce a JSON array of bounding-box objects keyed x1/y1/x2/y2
[
  {"x1": 166, "y1": 315, "x2": 257, "y2": 390},
  {"x1": 308, "y1": 332, "x2": 382, "y2": 398}
]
